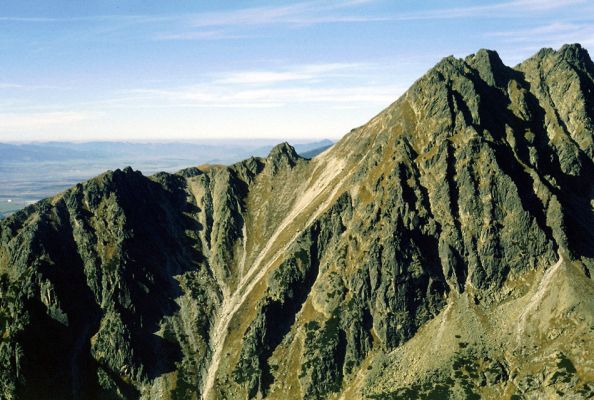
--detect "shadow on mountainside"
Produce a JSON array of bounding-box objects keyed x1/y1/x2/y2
[{"x1": 12, "y1": 168, "x2": 211, "y2": 399}]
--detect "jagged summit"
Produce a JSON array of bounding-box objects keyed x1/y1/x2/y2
[
  {"x1": 559, "y1": 43, "x2": 594, "y2": 79},
  {"x1": 1, "y1": 45, "x2": 593, "y2": 400},
  {"x1": 547, "y1": 43, "x2": 591, "y2": 63},
  {"x1": 520, "y1": 43, "x2": 594, "y2": 73},
  {"x1": 416, "y1": 44, "x2": 593, "y2": 96},
  {"x1": 266, "y1": 142, "x2": 302, "y2": 172},
  {"x1": 267, "y1": 142, "x2": 299, "y2": 162},
  {"x1": 465, "y1": 49, "x2": 509, "y2": 87}
]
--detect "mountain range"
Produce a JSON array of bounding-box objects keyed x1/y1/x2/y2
[{"x1": 0, "y1": 44, "x2": 593, "y2": 399}]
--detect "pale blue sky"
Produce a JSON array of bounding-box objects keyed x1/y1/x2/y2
[{"x1": 1, "y1": 0, "x2": 593, "y2": 141}]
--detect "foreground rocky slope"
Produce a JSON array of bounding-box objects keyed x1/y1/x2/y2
[{"x1": 1, "y1": 44, "x2": 594, "y2": 399}]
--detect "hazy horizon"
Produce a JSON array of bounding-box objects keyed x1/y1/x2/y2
[
  {"x1": 0, "y1": 138, "x2": 334, "y2": 218},
  {"x1": 1, "y1": 0, "x2": 593, "y2": 142},
  {"x1": 0, "y1": 137, "x2": 337, "y2": 144}
]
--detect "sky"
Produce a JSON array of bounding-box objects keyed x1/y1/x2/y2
[{"x1": 0, "y1": 0, "x2": 593, "y2": 142}]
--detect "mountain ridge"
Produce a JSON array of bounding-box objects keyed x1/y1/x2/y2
[{"x1": 1, "y1": 44, "x2": 593, "y2": 399}]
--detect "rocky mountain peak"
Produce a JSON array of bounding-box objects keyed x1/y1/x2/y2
[
  {"x1": 266, "y1": 142, "x2": 301, "y2": 172},
  {"x1": 559, "y1": 43, "x2": 594, "y2": 72},
  {"x1": 522, "y1": 43, "x2": 594, "y2": 73},
  {"x1": 465, "y1": 48, "x2": 509, "y2": 87},
  {"x1": 268, "y1": 141, "x2": 298, "y2": 160},
  {"x1": 559, "y1": 42, "x2": 590, "y2": 60},
  {"x1": 429, "y1": 54, "x2": 468, "y2": 80}
]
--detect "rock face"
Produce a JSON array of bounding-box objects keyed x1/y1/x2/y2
[{"x1": 1, "y1": 44, "x2": 594, "y2": 399}]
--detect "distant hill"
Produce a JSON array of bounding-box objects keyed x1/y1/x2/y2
[
  {"x1": 299, "y1": 143, "x2": 333, "y2": 159},
  {"x1": 0, "y1": 143, "x2": 96, "y2": 162}
]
